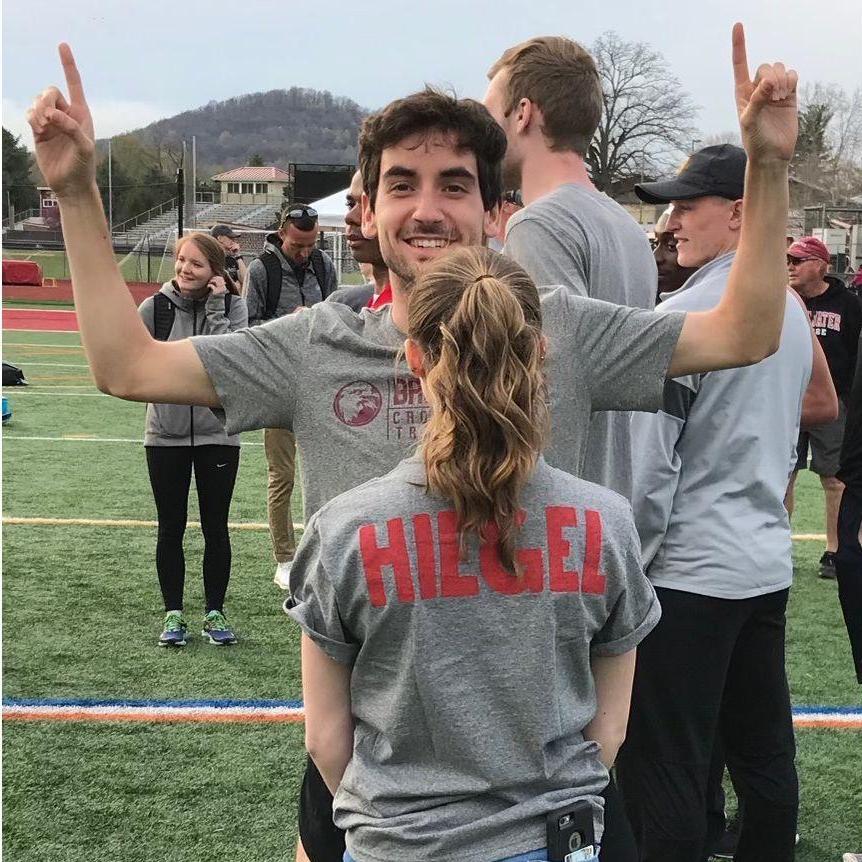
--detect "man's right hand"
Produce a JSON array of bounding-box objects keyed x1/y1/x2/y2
[{"x1": 26, "y1": 43, "x2": 96, "y2": 199}]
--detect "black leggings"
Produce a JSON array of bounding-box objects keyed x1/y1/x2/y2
[{"x1": 145, "y1": 445, "x2": 240, "y2": 613}]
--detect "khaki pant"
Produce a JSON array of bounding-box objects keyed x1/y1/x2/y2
[{"x1": 264, "y1": 427, "x2": 297, "y2": 562}]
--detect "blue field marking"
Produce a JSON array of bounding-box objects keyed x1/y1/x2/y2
[
  {"x1": 792, "y1": 705, "x2": 862, "y2": 715},
  {"x1": 3, "y1": 696, "x2": 859, "y2": 715}
]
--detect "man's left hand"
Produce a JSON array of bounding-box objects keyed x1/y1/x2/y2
[{"x1": 732, "y1": 22, "x2": 798, "y2": 165}]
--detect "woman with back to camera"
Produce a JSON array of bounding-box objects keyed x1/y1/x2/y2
[
  {"x1": 288, "y1": 246, "x2": 661, "y2": 862},
  {"x1": 139, "y1": 233, "x2": 248, "y2": 647}
]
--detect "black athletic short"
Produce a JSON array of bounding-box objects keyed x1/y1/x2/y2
[{"x1": 298, "y1": 756, "x2": 345, "y2": 862}]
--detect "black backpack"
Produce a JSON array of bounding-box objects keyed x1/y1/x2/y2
[
  {"x1": 152, "y1": 291, "x2": 233, "y2": 341},
  {"x1": 2, "y1": 362, "x2": 28, "y2": 386},
  {"x1": 260, "y1": 248, "x2": 330, "y2": 320}
]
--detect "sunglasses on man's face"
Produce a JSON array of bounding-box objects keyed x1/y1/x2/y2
[{"x1": 787, "y1": 256, "x2": 819, "y2": 266}]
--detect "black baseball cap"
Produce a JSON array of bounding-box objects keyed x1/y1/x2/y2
[
  {"x1": 635, "y1": 145, "x2": 747, "y2": 204},
  {"x1": 211, "y1": 224, "x2": 240, "y2": 239}
]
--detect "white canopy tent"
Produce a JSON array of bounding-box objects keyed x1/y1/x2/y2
[{"x1": 308, "y1": 187, "x2": 349, "y2": 229}]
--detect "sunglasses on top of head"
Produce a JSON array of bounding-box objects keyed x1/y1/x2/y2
[{"x1": 282, "y1": 206, "x2": 317, "y2": 219}]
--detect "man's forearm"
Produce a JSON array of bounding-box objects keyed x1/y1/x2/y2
[
  {"x1": 57, "y1": 183, "x2": 154, "y2": 395},
  {"x1": 722, "y1": 161, "x2": 790, "y2": 362}
]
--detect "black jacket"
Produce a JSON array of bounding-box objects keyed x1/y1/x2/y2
[{"x1": 799, "y1": 275, "x2": 862, "y2": 400}]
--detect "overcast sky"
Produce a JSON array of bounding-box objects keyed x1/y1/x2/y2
[{"x1": 3, "y1": 0, "x2": 861, "y2": 150}]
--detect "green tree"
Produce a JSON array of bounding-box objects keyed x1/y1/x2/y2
[
  {"x1": 96, "y1": 155, "x2": 133, "y2": 227},
  {"x1": 795, "y1": 103, "x2": 833, "y2": 167},
  {"x1": 248, "y1": 152, "x2": 265, "y2": 167},
  {"x1": 2, "y1": 127, "x2": 39, "y2": 216}
]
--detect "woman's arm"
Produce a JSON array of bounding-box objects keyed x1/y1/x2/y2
[
  {"x1": 301, "y1": 634, "x2": 354, "y2": 796},
  {"x1": 582, "y1": 649, "x2": 636, "y2": 769}
]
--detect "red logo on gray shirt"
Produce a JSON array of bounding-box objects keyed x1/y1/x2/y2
[{"x1": 333, "y1": 381, "x2": 384, "y2": 426}]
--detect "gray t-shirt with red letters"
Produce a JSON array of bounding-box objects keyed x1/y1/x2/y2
[
  {"x1": 191, "y1": 290, "x2": 684, "y2": 520},
  {"x1": 288, "y1": 455, "x2": 660, "y2": 862}
]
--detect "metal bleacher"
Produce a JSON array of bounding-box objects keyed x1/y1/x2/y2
[{"x1": 113, "y1": 201, "x2": 279, "y2": 248}]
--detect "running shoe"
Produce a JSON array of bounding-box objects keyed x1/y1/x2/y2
[
  {"x1": 201, "y1": 610, "x2": 238, "y2": 645},
  {"x1": 273, "y1": 560, "x2": 293, "y2": 591},
  {"x1": 158, "y1": 611, "x2": 188, "y2": 647}
]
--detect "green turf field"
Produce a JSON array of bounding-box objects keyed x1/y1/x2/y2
[{"x1": 2, "y1": 326, "x2": 861, "y2": 861}]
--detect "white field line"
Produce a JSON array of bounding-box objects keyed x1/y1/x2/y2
[
  {"x1": 2, "y1": 342, "x2": 84, "y2": 348},
  {"x1": 0, "y1": 514, "x2": 824, "y2": 541},
  {"x1": 3, "y1": 515, "x2": 304, "y2": 531},
  {"x1": 4, "y1": 307, "x2": 77, "y2": 314},
  {"x1": 3, "y1": 329, "x2": 82, "y2": 334},
  {"x1": 2, "y1": 703, "x2": 306, "y2": 723},
  {"x1": 5, "y1": 362, "x2": 89, "y2": 368},
  {"x1": 4, "y1": 435, "x2": 263, "y2": 446},
  {"x1": 4, "y1": 391, "x2": 110, "y2": 398}
]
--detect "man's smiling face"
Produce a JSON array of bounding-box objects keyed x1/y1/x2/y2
[{"x1": 362, "y1": 131, "x2": 498, "y2": 290}]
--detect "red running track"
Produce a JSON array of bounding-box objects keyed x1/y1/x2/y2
[{"x1": 3, "y1": 308, "x2": 79, "y2": 331}]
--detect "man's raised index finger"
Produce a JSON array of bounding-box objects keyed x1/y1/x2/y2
[
  {"x1": 731, "y1": 22, "x2": 751, "y2": 86},
  {"x1": 58, "y1": 43, "x2": 86, "y2": 103}
]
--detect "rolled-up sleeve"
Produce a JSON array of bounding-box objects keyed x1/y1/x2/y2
[{"x1": 288, "y1": 513, "x2": 359, "y2": 666}]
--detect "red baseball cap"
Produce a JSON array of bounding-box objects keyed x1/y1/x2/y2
[{"x1": 787, "y1": 236, "x2": 830, "y2": 264}]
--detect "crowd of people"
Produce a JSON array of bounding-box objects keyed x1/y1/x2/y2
[{"x1": 26, "y1": 22, "x2": 861, "y2": 862}]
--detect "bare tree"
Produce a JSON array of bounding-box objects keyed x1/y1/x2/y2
[
  {"x1": 588, "y1": 31, "x2": 698, "y2": 192},
  {"x1": 794, "y1": 83, "x2": 862, "y2": 203}
]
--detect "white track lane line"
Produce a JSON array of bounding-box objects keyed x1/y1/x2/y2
[{"x1": 2, "y1": 342, "x2": 84, "y2": 348}]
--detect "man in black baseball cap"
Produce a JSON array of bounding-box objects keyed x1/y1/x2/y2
[
  {"x1": 210, "y1": 224, "x2": 246, "y2": 287},
  {"x1": 635, "y1": 145, "x2": 747, "y2": 270},
  {"x1": 618, "y1": 139, "x2": 814, "y2": 859}
]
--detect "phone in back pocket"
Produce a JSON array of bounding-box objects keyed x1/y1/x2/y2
[{"x1": 545, "y1": 799, "x2": 596, "y2": 862}]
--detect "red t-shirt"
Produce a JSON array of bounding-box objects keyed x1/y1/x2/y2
[{"x1": 367, "y1": 284, "x2": 392, "y2": 310}]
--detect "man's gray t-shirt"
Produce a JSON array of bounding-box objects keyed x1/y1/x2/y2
[
  {"x1": 505, "y1": 184, "x2": 658, "y2": 499},
  {"x1": 288, "y1": 456, "x2": 660, "y2": 862},
  {"x1": 191, "y1": 292, "x2": 683, "y2": 520}
]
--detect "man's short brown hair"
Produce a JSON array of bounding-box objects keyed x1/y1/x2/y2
[
  {"x1": 488, "y1": 36, "x2": 602, "y2": 156},
  {"x1": 359, "y1": 87, "x2": 506, "y2": 212}
]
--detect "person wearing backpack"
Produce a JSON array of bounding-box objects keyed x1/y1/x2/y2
[
  {"x1": 244, "y1": 206, "x2": 338, "y2": 589},
  {"x1": 138, "y1": 233, "x2": 248, "y2": 647}
]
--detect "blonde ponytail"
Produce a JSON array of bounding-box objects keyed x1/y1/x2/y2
[{"x1": 407, "y1": 246, "x2": 549, "y2": 574}]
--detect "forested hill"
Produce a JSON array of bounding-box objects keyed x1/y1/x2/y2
[{"x1": 118, "y1": 87, "x2": 368, "y2": 172}]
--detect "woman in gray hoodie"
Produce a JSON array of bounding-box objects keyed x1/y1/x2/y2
[{"x1": 138, "y1": 233, "x2": 248, "y2": 647}]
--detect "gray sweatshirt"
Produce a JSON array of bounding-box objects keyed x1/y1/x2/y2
[
  {"x1": 138, "y1": 282, "x2": 248, "y2": 447},
  {"x1": 245, "y1": 233, "x2": 337, "y2": 325}
]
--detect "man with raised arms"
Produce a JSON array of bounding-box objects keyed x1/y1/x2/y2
[{"x1": 28, "y1": 25, "x2": 796, "y2": 862}]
